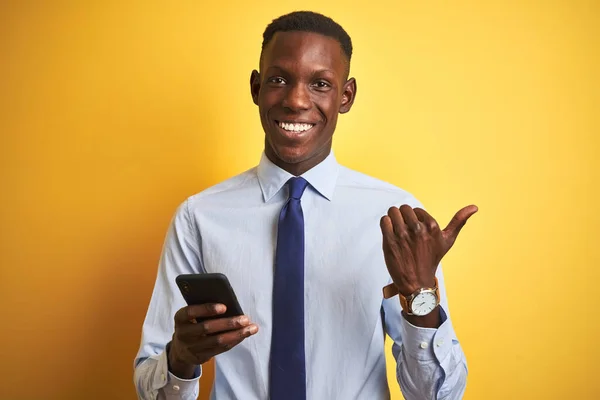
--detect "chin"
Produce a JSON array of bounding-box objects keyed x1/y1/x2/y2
[
  {"x1": 264, "y1": 129, "x2": 332, "y2": 170},
  {"x1": 272, "y1": 145, "x2": 311, "y2": 165}
]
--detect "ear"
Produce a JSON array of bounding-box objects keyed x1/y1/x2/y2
[
  {"x1": 250, "y1": 70, "x2": 261, "y2": 105},
  {"x1": 339, "y1": 77, "x2": 357, "y2": 114}
]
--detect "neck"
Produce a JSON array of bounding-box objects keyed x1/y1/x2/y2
[{"x1": 264, "y1": 142, "x2": 331, "y2": 176}]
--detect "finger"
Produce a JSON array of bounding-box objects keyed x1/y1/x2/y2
[
  {"x1": 380, "y1": 215, "x2": 394, "y2": 239},
  {"x1": 190, "y1": 336, "x2": 244, "y2": 362},
  {"x1": 195, "y1": 316, "x2": 251, "y2": 336},
  {"x1": 174, "y1": 303, "x2": 227, "y2": 325},
  {"x1": 387, "y1": 207, "x2": 406, "y2": 235},
  {"x1": 399, "y1": 205, "x2": 422, "y2": 232},
  {"x1": 192, "y1": 324, "x2": 259, "y2": 353},
  {"x1": 198, "y1": 336, "x2": 245, "y2": 358},
  {"x1": 442, "y1": 205, "x2": 479, "y2": 243},
  {"x1": 176, "y1": 315, "x2": 252, "y2": 342},
  {"x1": 413, "y1": 208, "x2": 440, "y2": 232}
]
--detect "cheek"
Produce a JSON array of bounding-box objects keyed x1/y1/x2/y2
[
  {"x1": 319, "y1": 99, "x2": 339, "y2": 127},
  {"x1": 258, "y1": 96, "x2": 270, "y2": 115},
  {"x1": 318, "y1": 93, "x2": 341, "y2": 118},
  {"x1": 259, "y1": 89, "x2": 283, "y2": 111}
]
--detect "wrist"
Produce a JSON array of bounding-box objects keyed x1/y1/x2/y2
[
  {"x1": 403, "y1": 305, "x2": 442, "y2": 328},
  {"x1": 398, "y1": 276, "x2": 439, "y2": 318},
  {"x1": 167, "y1": 341, "x2": 197, "y2": 379},
  {"x1": 396, "y1": 276, "x2": 436, "y2": 297}
]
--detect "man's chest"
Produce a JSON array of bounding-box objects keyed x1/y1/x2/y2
[{"x1": 195, "y1": 200, "x2": 390, "y2": 324}]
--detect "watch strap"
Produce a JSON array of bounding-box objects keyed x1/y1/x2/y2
[
  {"x1": 382, "y1": 277, "x2": 440, "y2": 314},
  {"x1": 382, "y1": 283, "x2": 399, "y2": 299}
]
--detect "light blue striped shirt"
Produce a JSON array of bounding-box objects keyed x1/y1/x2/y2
[{"x1": 134, "y1": 151, "x2": 467, "y2": 400}]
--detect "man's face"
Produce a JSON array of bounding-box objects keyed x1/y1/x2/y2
[{"x1": 251, "y1": 31, "x2": 356, "y2": 174}]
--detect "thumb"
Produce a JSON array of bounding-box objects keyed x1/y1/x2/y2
[{"x1": 442, "y1": 205, "x2": 478, "y2": 247}]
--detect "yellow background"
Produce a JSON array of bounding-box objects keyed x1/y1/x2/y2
[{"x1": 1, "y1": 1, "x2": 598, "y2": 399}]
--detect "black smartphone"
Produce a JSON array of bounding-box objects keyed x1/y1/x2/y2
[{"x1": 175, "y1": 273, "x2": 244, "y2": 322}]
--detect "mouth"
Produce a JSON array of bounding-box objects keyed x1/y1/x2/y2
[{"x1": 274, "y1": 120, "x2": 316, "y2": 137}]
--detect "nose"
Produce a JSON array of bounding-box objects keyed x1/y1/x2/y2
[{"x1": 282, "y1": 83, "x2": 311, "y2": 111}]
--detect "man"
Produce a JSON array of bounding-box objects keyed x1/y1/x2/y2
[{"x1": 134, "y1": 10, "x2": 476, "y2": 400}]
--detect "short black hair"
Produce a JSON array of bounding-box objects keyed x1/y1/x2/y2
[{"x1": 261, "y1": 11, "x2": 353, "y2": 68}]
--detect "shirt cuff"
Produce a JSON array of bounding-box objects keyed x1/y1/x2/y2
[
  {"x1": 151, "y1": 348, "x2": 202, "y2": 393},
  {"x1": 400, "y1": 306, "x2": 456, "y2": 362}
]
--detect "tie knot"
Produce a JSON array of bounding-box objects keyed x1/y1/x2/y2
[{"x1": 287, "y1": 177, "x2": 308, "y2": 200}]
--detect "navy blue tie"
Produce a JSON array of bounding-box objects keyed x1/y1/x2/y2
[{"x1": 270, "y1": 177, "x2": 309, "y2": 400}]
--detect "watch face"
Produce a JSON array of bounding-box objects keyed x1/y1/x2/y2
[{"x1": 411, "y1": 292, "x2": 437, "y2": 316}]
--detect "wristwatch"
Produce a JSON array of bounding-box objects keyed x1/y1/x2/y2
[{"x1": 382, "y1": 278, "x2": 440, "y2": 316}]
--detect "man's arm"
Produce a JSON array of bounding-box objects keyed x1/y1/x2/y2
[
  {"x1": 133, "y1": 199, "x2": 204, "y2": 400},
  {"x1": 379, "y1": 203, "x2": 476, "y2": 399},
  {"x1": 382, "y1": 265, "x2": 467, "y2": 400}
]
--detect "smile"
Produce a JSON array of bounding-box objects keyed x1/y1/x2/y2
[{"x1": 276, "y1": 121, "x2": 315, "y2": 133}]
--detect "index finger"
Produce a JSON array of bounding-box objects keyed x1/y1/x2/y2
[
  {"x1": 413, "y1": 208, "x2": 440, "y2": 231},
  {"x1": 174, "y1": 303, "x2": 227, "y2": 324}
]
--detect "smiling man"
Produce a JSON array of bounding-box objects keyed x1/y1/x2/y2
[{"x1": 134, "y1": 11, "x2": 475, "y2": 400}]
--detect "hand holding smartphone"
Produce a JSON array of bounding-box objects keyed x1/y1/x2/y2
[
  {"x1": 176, "y1": 273, "x2": 244, "y2": 322},
  {"x1": 167, "y1": 273, "x2": 259, "y2": 379}
]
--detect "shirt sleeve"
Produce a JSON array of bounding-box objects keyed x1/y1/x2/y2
[
  {"x1": 382, "y1": 264, "x2": 468, "y2": 400},
  {"x1": 133, "y1": 199, "x2": 205, "y2": 400}
]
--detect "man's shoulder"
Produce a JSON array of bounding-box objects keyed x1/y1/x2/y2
[
  {"x1": 186, "y1": 166, "x2": 259, "y2": 206},
  {"x1": 337, "y1": 165, "x2": 422, "y2": 207}
]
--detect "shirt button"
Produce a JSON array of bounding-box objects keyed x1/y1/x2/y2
[
  {"x1": 420, "y1": 342, "x2": 428, "y2": 349},
  {"x1": 161, "y1": 373, "x2": 166, "y2": 382},
  {"x1": 173, "y1": 385, "x2": 180, "y2": 391},
  {"x1": 436, "y1": 340, "x2": 444, "y2": 347}
]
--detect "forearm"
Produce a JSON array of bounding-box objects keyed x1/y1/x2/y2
[
  {"x1": 397, "y1": 346, "x2": 467, "y2": 400},
  {"x1": 134, "y1": 349, "x2": 201, "y2": 400},
  {"x1": 395, "y1": 307, "x2": 467, "y2": 400}
]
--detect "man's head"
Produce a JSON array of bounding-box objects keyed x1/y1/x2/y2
[
  {"x1": 250, "y1": 11, "x2": 357, "y2": 175},
  {"x1": 260, "y1": 11, "x2": 353, "y2": 78}
]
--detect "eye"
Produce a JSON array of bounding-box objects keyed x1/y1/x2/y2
[
  {"x1": 267, "y1": 77, "x2": 286, "y2": 85},
  {"x1": 312, "y1": 80, "x2": 332, "y2": 90}
]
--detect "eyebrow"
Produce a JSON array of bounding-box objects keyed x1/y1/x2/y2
[{"x1": 266, "y1": 65, "x2": 338, "y2": 77}]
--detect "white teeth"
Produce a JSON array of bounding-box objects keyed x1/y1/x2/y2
[{"x1": 278, "y1": 121, "x2": 314, "y2": 132}]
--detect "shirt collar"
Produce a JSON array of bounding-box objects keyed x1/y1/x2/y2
[{"x1": 257, "y1": 151, "x2": 339, "y2": 202}]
